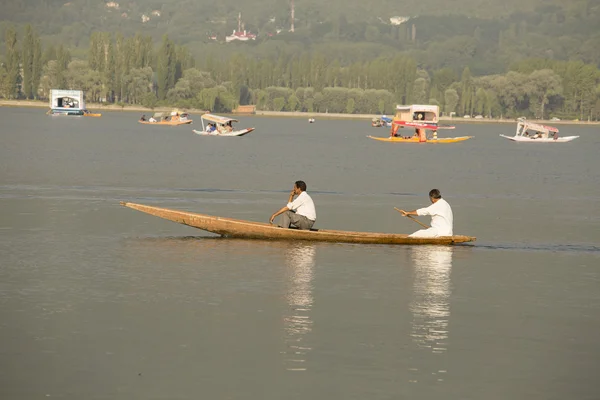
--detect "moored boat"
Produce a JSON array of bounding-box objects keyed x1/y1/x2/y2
[
  {"x1": 500, "y1": 118, "x2": 579, "y2": 143},
  {"x1": 83, "y1": 109, "x2": 102, "y2": 117},
  {"x1": 120, "y1": 202, "x2": 476, "y2": 245},
  {"x1": 47, "y1": 89, "x2": 86, "y2": 116},
  {"x1": 139, "y1": 111, "x2": 192, "y2": 126},
  {"x1": 192, "y1": 114, "x2": 254, "y2": 137}
]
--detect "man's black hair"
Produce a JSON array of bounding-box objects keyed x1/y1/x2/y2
[
  {"x1": 429, "y1": 189, "x2": 442, "y2": 199},
  {"x1": 295, "y1": 181, "x2": 307, "y2": 192}
]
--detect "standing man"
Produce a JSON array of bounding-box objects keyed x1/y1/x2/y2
[
  {"x1": 270, "y1": 181, "x2": 316, "y2": 230},
  {"x1": 397, "y1": 189, "x2": 453, "y2": 237}
]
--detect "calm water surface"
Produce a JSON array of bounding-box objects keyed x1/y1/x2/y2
[{"x1": 1, "y1": 108, "x2": 599, "y2": 399}]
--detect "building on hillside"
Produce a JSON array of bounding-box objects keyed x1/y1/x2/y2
[
  {"x1": 105, "y1": 1, "x2": 119, "y2": 9},
  {"x1": 151, "y1": 10, "x2": 161, "y2": 17},
  {"x1": 226, "y1": 13, "x2": 256, "y2": 42},
  {"x1": 141, "y1": 14, "x2": 150, "y2": 23},
  {"x1": 226, "y1": 30, "x2": 257, "y2": 42}
]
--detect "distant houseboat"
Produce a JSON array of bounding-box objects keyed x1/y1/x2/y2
[{"x1": 47, "y1": 89, "x2": 85, "y2": 116}]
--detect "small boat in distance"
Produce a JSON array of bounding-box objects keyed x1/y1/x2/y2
[
  {"x1": 371, "y1": 115, "x2": 392, "y2": 127},
  {"x1": 120, "y1": 202, "x2": 476, "y2": 245},
  {"x1": 308, "y1": 118, "x2": 315, "y2": 123},
  {"x1": 83, "y1": 109, "x2": 102, "y2": 117},
  {"x1": 139, "y1": 111, "x2": 192, "y2": 126},
  {"x1": 500, "y1": 118, "x2": 579, "y2": 143},
  {"x1": 193, "y1": 114, "x2": 254, "y2": 137}
]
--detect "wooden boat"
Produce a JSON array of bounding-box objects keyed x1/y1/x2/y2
[
  {"x1": 120, "y1": 202, "x2": 476, "y2": 245},
  {"x1": 371, "y1": 104, "x2": 467, "y2": 143},
  {"x1": 139, "y1": 111, "x2": 192, "y2": 126},
  {"x1": 500, "y1": 118, "x2": 579, "y2": 143},
  {"x1": 192, "y1": 114, "x2": 254, "y2": 137},
  {"x1": 368, "y1": 135, "x2": 473, "y2": 144},
  {"x1": 83, "y1": 109, "x2": 102, "y2": 117}
]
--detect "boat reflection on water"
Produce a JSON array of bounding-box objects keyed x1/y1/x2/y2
[
  {"x1": 283, "y1": 243, "x2": 316, "y2": 372},
  {"x1": 410, "y1": 245, "x2": 453, "y2": 352},
  {"x1": 408, "y1": 246, "x2": 453, "y2": 384}
]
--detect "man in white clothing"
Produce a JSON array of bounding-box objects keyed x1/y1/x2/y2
[
  {"x1": 398, "y1": 189, "x2": 453, "y2": 238},
  {"x1": 270, "y1": 181, "x2": 316, "y2": 230}
]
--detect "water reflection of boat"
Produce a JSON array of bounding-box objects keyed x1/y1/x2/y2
[
  {"x1": 283, "y1": 243, "x2": 316, "y2": 371},
  {"x1": 410, "y1": 246, "x2": 453, "y2": 353},
  {"x1": 408, "y1": 246, "x2": 453, "y2": 384}
]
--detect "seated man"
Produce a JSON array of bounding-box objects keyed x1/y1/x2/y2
[
  {"x1": 270, "y1": 180, "x2": 316, "y2": 230},
  {"x1": 397, "y1": 189, "x2": 453, "y2": 238}
]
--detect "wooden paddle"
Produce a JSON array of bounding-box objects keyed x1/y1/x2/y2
[{"x1": 394, "y1": 207, "x2": 430, "y2": 229}]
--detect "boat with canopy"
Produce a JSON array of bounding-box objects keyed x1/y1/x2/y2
[
  {"x1": 120, "y1": 202, "x2": 476, "y2": 245},
  {"x1": 193, "y1": 114, "x2": 255, "y2": 137},
  {"x1": 139, "y1": 110, "x2": 192, "y2": 126},
  {"x1": 368, "y1": 104, "x2": 471, "y2": 143},
  {"x1": 47, "y1": 89, "x2": 85, "y2": 116},
  {"x1": 500, "y1": 118, "x2": 579, "y2": 143}
]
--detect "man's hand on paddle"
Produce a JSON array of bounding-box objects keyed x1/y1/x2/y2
[{"x1": 398, "y1": 209, "x2": 408, "y2": 216}]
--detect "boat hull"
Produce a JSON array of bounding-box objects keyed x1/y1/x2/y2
[
  {"x1": 121, "y1": 202, "x2": 476, "y2": 245},
  {"x1": 47, "y1": 108, "x2": 84, "y2": 116},
  {"x1": 368, "y1": 135, "x2": 473, "y2": 144},
  {"x1": 193, "y1": 128, "x2": 254, "y2": 137},
  {"x1": 500, "y1": 134, "x2": 579, "y2": 143},
  {"x1": 139, "y1": 120, "x2": 192, "y2": 126}
]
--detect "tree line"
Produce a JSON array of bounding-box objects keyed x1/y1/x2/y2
[{"x1": 1, "y1": 26, "x2": 599, "y2": 119}]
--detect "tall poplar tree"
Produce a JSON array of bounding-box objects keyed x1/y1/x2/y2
[
  {"x1": 4, "y1": 27, "x2": 20, "y2": 99},
  {"x1": 32, "y1": 36, "x2": 42, "y2": 98},
  {"x1": 22, "y1": 25, "x2": 34, "y2": 98},
  {"x1": 157, "y1": 35, "x2": 176, "y2": 100}
]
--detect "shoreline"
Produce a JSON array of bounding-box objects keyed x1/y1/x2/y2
[{"x1": 1, "y1": 100, "x2": 598, "y2": 125}]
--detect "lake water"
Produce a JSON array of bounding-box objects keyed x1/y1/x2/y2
[{"x1": 1, "y1": 107, "x2": 599, "y2": 400}]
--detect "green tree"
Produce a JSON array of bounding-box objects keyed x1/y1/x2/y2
[
  {"x1": 527, "y1": 69, "x2": 562, "y2": 119},
  {"x1": 156, "y1": 35, "x2": 176, "y2": 100},
  {"x1": 444, "y1": 89, "x2": 459, "y2": 115},
  {"x1": 459, "y1": 67, "x2": 473, "y2": 116},
  {"x1": 3, "y1": 26, "x2": 20, "y2": 99},
  {"x1": 287, "y1": 94, "x2": 299, "y2": 111},
  {"x1": 273, "y1": 97, "x2": 286, "y2": 111},
  {"x1": 22, "y1": 25, "x2": 35, "y2": 98},
  {"x1": 346, "y1": 97, "x2": 355, "y2": 114}
]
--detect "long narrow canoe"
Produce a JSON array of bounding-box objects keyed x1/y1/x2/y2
[
  {"x1": 139, "y1": 120, "x2": 192, "y2": 126},
  {"x1": 368, "y1": 135, "x2": 473, "y2": 143},
  {"x1": 121, "y1": 202, "x2": 476, "y2": 245}
]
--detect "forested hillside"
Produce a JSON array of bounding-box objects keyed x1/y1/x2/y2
[{"x1": 1, "y1": 0, "x2": 599, "y2": 119}]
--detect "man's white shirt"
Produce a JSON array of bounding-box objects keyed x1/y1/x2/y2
[
  {"x1": 287, "y1": 192, "x2": 317, "y2": 221},
  {"x1": 416, "y1": 198, "x2": 453, "y2": 236}
]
